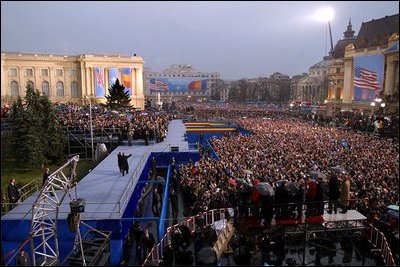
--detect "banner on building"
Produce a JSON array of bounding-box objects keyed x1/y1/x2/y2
[
  {"x1": 148, "y1": 77, "x2": 207, "y2": 93},
  {"x1": 353, "y1": 54, "x2": 384, "y2": 101},
  {"x1": 108, "y1": 68, "x2": 118, "y2": 87},
  {"x1": 94, "y1": 67, "x2": 105, "y2": 97},
  {"x1": 121, "y1": 68, "x2": 131, "y2": 96}
]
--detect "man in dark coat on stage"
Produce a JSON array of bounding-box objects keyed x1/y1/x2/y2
[
  {"x1": 7, "y1": 179, "x2": 20, "y2": 210},
  {"x1": 328, "y1": 174, "x2": 340, "y2": 214},
  {"x1": 42, "y1": 168, "x2": 50, "y2": 186},
  {"x1": 120, "y1": 152, "x2": 132, "y2": 176},
  {"x1": 117, "y1": 152, "x2": 123, "y2": 174}
]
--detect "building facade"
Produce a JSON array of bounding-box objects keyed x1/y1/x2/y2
[
  {"x1": 1, "y1": 52, "x2": 145, "y2": 109},
  {"x1": 326, "y1": 20, "x2": 358, "y2": 104},
  {"x1": 327, "y1": 14, "x2": 399, "y2": 113},
  {"x1": 290, "y1": 73, "x2": 308, "y2": 101},
  {"x1": 143, "y1": 64, "x2": 220, "y2": 104},
  {"x1": 295, "y1": 56, "x2": 332, "y2": 104}
]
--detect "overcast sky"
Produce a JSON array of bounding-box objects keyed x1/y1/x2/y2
[{"x1": 1, "y1": 1, "x2": 398, "y2": 80}]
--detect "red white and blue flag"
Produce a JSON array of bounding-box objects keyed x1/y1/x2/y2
[
  {"x1": 149, "y1": 79, "x2": 169, "y2": 91},
  {"x1": 353, "y1": 54, "x2": 383, "y2": 101},
  {"x1": 354, "y1": 67, "x2": 380, "y2": 90},
  {"x1": 94, "y1": 67, "x2": 105, "y2": 97}
]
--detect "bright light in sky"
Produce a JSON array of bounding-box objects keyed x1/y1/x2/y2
[{"x1": 313, "y1": 7, "x2": 335, "y2": 22}]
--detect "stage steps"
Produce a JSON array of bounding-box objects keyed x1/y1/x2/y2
[{"x1": 212, "y1": 219, "x2": 235, "y2": 260}]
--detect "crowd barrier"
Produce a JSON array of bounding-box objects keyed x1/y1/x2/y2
[
  {"x1": 142, "y1": 208, "x2": 230, "y2": 266},
  {"x1": 142, "y1": 201, "x2": 398, "y2": 266},
  {"x1": 368, "y1": 223, "x2": 396, "y2": 266}
]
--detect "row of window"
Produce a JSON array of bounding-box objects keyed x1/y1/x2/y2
[
  {"x1": 149, "y1": 91, "x2": 209, "y2": 95},
  {"x1": 10, "y1": 81, "x2": 79, "y2": 98},
  {"x1": 8, "y1": 68, "x2": 78, "y2": 77},
  {"x1": 148, "y1": 74, "x2": 218, "y2": 78}
]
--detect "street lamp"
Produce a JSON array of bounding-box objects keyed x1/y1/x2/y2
[
  {"x1": 313, "y1": 7, "x2": 334, "y2": 55},
  {"x1": 380, "y1": 102, "x2": 386, "y2": 116},
  {"x1": 86, "y1": 96, "x2": 95, "y2": 161},
  {"x1": 370, "y1": 101, "x2": 376, "y2": 116}
]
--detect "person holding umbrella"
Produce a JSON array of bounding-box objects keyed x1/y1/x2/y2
[{"x1": 254, "y1": 182, "x2": 274, "y2": 226}]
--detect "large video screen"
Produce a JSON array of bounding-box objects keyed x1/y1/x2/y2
[
  {"x1": 353, "y1": 54, "x2": 383, "y2": 102},
  {"x1": 148, "y1": 77, "x2": 207, "y2": 93}
]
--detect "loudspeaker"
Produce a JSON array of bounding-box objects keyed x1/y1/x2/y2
[{"x1": 171, "y1": 146, "x2": 179, "y2": 152}]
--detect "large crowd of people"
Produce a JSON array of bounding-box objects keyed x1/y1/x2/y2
[
  {"x1": 178, "y1": 113, "x2": 398, "y2": 219},
  {"x1": 174, "y1": 107, "x2": 398, "y2": 264},
  {"x1": 2, "y1": 99, "x2": 398, "y2": 265},
  {"x1": 175, "y1": 102, "x2": 399, "y2": 135},
  {"x1": 54, "y1": 103, "x2": 170, "y2": 144}
]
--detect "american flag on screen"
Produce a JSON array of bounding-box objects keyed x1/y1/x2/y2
[
  {"x1": 149, "y1": 80, "x2": 169, "y2": 91},
  {"x1": 354, "y1": 67, "x2": 380, "y2": 91}
]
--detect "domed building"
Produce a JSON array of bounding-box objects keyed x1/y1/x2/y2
[{"x1": 326, "y1": 20, "x2": 357, "y2": 103}]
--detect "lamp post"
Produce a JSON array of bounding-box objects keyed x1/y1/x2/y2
[
  {"x1": 86, "y1": 96, "x2": 95, "y2": 161},
  {"x1": 380, "y1": 102, "x2": 386, "y2": 116},
  {"x1": 313, "y1": 7, "x2": 334, "y2": 55},
  {"x1": 370, "y1": 101, "x2": 376, "y2": 115}
]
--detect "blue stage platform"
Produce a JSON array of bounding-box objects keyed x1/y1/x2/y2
[{"x1": 1, "y1": 120, "x2": 199, "y2": 265}]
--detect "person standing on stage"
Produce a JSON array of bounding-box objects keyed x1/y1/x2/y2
[
  {"x1": 315, "y1": 177, "x2": 326, "y2": 215},
  {"x1": 328, "y1": 174, "x2": 340, "y2": 214},
  {"x1": 117, "y1": 152, "x2": 123, "y2": 174},
  {"x1": 121, "y1": 152, "x2": 132, "y2": 176},
  {"x1": 305, "y1": 176, "x2": 317, "y2": 216},
  {"x1": 340, "y1": 174, "x2": 351, "y2": 213},
  {"x1": 42, "y1": 167, "x2": 50, "y2": 186},
  {"x1": 7, "y1": 179, "x2": 20, "y2": 210}
]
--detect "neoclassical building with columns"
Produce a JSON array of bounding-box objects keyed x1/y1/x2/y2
[{"x1": 1, "y1": 52, "x2": 145, "y2": 109}]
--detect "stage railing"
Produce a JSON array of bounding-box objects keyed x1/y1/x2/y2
[
  {"x1": 1, "y1": 178, "x2": 41, "y2": 216},
  {"x1": 142, "y1": 208, "x2": 230, "y2": 266},
  {"x1": 367, "y1": 223, "x2": 396, "y2": 266},
  {"x1": 118, "y1": 149, "x2": 150, "y2": 213},
  {"x1": 142, "y1": 202, "x2": 397, "y2": 266}
]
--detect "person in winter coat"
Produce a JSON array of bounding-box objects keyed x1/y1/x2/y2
[
  {"x1": 328, "y1": 174, "x2": 340, "y2": 214},
  {"x1": 120, "y1": 152, "x2": 132, "y2": 176},
  {"x1": 340, "y1": 175, "x2": 351, "y2": 213}
]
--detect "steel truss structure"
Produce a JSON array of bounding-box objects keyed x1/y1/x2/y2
[
  {"x1": 269, "y1": 217, "x2": 367, "y2": 236},
  {"x1": 238, "y1": 214, "x2": 373, "y2": 266},
  {"x1": 29, "y1": 155, "x2": 79, "y2": 266}
]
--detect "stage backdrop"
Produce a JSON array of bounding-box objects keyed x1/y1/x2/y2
[
  {"x1": 353, "y1": 54, "x2": 384, "y2": 102},
  {"x1": 148, "y1": 77, "x2": 207, "y2": 93},
  {"x1": 94, "y1": 67, "x2": 105, "y2": 97}
]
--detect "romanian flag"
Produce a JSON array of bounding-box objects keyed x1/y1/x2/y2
[
  {"x1": 121, "y1": 68, "x2": 131, "y2": 96},
  {"x1": 188, "y1": 80, "x2": 207, "y2": 91}
]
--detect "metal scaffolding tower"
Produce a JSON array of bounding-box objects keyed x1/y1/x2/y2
[{"x1": 29, "y1": 155, "x2": 79, "y2": 266}]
